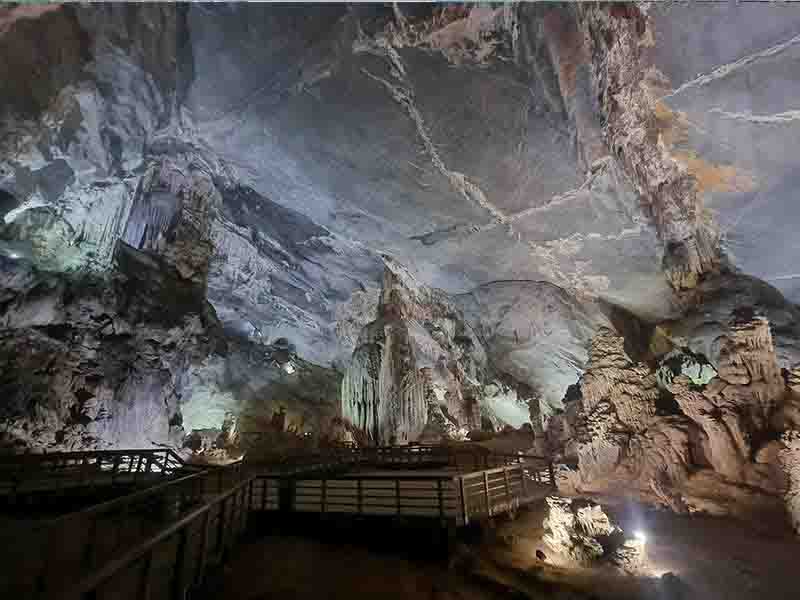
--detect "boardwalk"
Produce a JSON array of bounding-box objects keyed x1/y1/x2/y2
[
  {"x1": 247, "y1": 446, "x2": 554, "y2": 525},
  {"x1": 0, "y1": 445, "x2": 556, "y2": 599},
  {"x1": 0, "y1": 449, "x2": 190, "y2": 508}
]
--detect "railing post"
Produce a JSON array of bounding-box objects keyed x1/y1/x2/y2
[
  {"x1": 548, "y1": 462, "x2": 556, "y2": 489},
  {"x1": 229, "y1": 491, "x2": 238, "y2": 542},
  {"x1": 34, "y1": 523, "x2": 59, "y2": 600},
  {"x1": 459, "y1": 477, "x2": 469, "y2": 526},
  {"x1": 238, "y1": 487, "x2": 246, "y2": 535},
  {"x1": 139, "y1": 549, "x2": 155, "y2": 600},
  {"x1": 81, "y1": 517, "x2": 99, "y2": 572},
  {"x1": 395, "y1": 479, "x2": 400, "y2": 515},
  {"x1": 171, "y1": 528, "x2": 189, "y2": 600},
  {"x1": 217, "y1": 498, "x2": 228, "y2": 554},
  {"x1": 503, "y1": 468, "x2": 510, "y2": 504},
  {"x1": 357, "y1": 479, "x2": 363, "y2": 514},
  {"x1": 80, "y1": 456, "x2": 88, "y2": 485},
  {"x1": 437, "y1": 479, "x2": 444, "y2": 518},
  {"x1": 195, "y1": 510, "x2": 211, "y2": 586},
  {"x1": 321, "y1": 479, "x2": 327, "y2": 513},
  {"x1": 248, "y1": 478, "x2": 255, "y2": 514},
  {"x1": 483, "y1": 471, "x2": 491, "y2": 516}
]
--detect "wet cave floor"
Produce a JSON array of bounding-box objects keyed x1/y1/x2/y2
[{"x1": 200, "y1": 499, "x2": 800, "y2": 600}]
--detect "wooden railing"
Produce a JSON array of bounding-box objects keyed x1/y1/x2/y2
[
  {"x1": 64, "y1": 476, "x2": 255, "y2": 600},
  {"x1": 289, "y1": 474, "x2": 459, "y2": 520},
  {"x1": 246, "y1": 460, "x2": 554, "y2": 527},
  {"x1": 457, "y1": 463, "x2": 530, "y2": 525},
  {"x1": 482, "y1": 453, "x2": 556, "y2": 486},
  {"x1": 0, "y1": 449, "x2": 189, "y2": 500},
  {"x1": 244, "y1": 444, "x2": 540, "y2": 474},
  {"x1": 0, "y1": 448, "x2": 186, "y2": 472},
  {"x1": 0, "y1": 454, "x2": 246, "y2": 599}
]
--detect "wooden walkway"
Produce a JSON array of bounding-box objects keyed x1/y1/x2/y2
[
  {"x1": 250, "y1": 459, "x2": 553, "y2": 526},
  {"x1": 0, "y1": 449, "x2": 191, "y2": 507},
  {"x1": 243, "y1": 444, "x2": 555, "y2": 525},
  {"x1": 1, "y1": 446, "x2": 555, "y2": 599}
]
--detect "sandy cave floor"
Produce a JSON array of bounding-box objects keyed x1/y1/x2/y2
[{"x1": 207, "y1": 500, "x2": 800, "y2": 600}]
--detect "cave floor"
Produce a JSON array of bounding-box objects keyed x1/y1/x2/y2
[
  {"x1": 208, "y1": 535, "x2": 510, "y2": 600},
  {"x1": 207, "y1": 500, "x2": 800, "y2": 600},
  {"x1": 489, "y1": 499, "x2": 800, "y2": 600}
]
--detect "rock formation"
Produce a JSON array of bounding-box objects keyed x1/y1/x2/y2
[
  {"x1": 0, "y1": 232, "x2": 219, "y2": 451},
  {"x1": 542, "y1": 495, "x2": 644, "y2": 572},
  {"x1": 341, "y1": 258, "x2": 537, "y2": 444},
  {"x1": 550, "y1": 295, "x2": 796, "y2": 523},
  {"x1": 780, "y1": 431, "x2": 800, "y2": 534}
]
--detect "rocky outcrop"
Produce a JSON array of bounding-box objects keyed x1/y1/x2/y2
[
  {"x1": 0, "y1": 250, "x2": 219, "y2": 452},
  {"x1": 549, "y1": 328, "x2": 669, "y2": 497},
  {"x1": 671, "y1": 316, "x2": 784, "y2": 481},
  {"x1": 454, "y1": 281, "x2": 616, "y2": 422},
  {"x1": 553, "y1": 305, "x2": 794, "y2": 523},
  {"x1": 542, "y1": 495, "x2": 644, "y2": 572},
  {"x1": 0, "y1": 151, "x2": 223, "y2": 452},
  {"x1": 183, "y1": 336, "x2": 344, "y2": 460},
  {"x1": 341, "y1": 260, "x2": 484, "y2": 444},
  {"x1": 780, "y1": 431, "x2": 800, "y2": 534},
  {"x1": 340, "y1": 259, "x2": 547, "y2": 445},
  {"x1": 0, "y1": 158, "x2": 346, "y2": 455}
]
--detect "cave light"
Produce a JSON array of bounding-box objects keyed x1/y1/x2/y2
[
  {"x1": 633, "y1": 529, "x2": 647, "y2": 544},
  {"x1": 283, "y1": 361, "x2": 296, "y2": 374}
]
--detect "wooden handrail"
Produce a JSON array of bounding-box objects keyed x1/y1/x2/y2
[
  {"x1": 66, "y1": 477, "x2": 255, "y2": 600},
  {"x1": 0, "y1": 448, "x2": 172, "y2": 463},
  {"x1": 45, "y1": 470, "x2": 206, "y2": 527},
  {"x1": 292, "y1": 472, "x2": 464, "y2": 482}
]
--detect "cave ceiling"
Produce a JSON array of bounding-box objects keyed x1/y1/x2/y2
[{"x1": 1, "y1": 1, "x2": 800, "y2": 406}]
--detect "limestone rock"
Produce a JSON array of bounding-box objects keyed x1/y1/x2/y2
[
  {"x1": 341, "y1": 259, "x2": 487, "y2": 444},
  {"x1": 542, "y1": 495, "x2": 637, "y2": 567},
  {"x1": 551, "y1": 328, "x2": 660, "y2": 490},
  {"x1": 656, "y1": 349, "x2": 717, "y2": 389},
  {"x1": 609, "y1": 538, "x2": 646, "y2": 574},
  {"x1": 0, "y1": 252, "x2": 219, "y2": 452},
  {"x1": 454, "y1": 281, "x2": 615, "y2": 419},
  {"x1": 555, "y1": 309, "x2": 793, "y2": 522},
  {"x1": 779, "y1": 430, "x2": 800, "y2": 534}
]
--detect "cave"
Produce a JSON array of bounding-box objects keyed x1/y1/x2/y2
[{"x1": 3, "y1": 3, "x2": 800, "y2": 599}]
